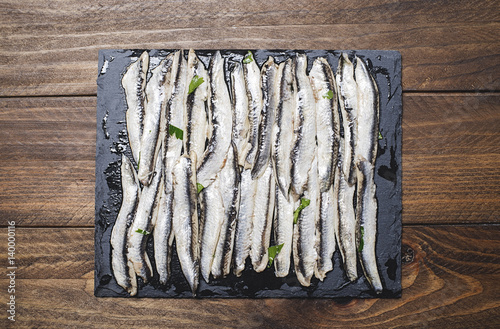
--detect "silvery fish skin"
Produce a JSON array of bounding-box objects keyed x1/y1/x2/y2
[
  {"x1": 243, "y1": 52, "x2": 263, "y2": 168},
  {"x1": 273, "y1": 183, "x2": 295, "y2": 277},
  {"x1": 355, "y1": 57, "x2": 382, "y2": 293},
  {"x1": 230, "y1": 62, "x2": 250, "y2": 167},
  {"x1": 336, "y1": 53, "x2": 358, "y2": 186},
  {"x1": 272, "y1": 58, "x2": 295, "y2": 199},
  {"x1": 172, "y1": 154, "x2": 199, "y2": 295},
  {"x1": 356, "y1": 161, "x2": 382, "y2": 293},
  {"x1": 199, "y1": 177, "x2": 225, "y2": 283},
  {"x1": 309, "y1": 57, "x2": 339, "y2": 193},
  {"x1": 293, "y1": 156, "x2": 319, "y2": 286},
  {"x1": 212, "y1": 143, "x2": 240, "y2": 278},
  {"x1": 163, "y1": 51, "x2": 188, "y2": 193},
  {"x1": 250, "y1": 161, "x2": 275, "y2": 272},
  {"x1": 314, "y1": 186, "x2": 336, "y2": 281},
  {"x1": 185, "y1": 49, "x2": 209, "y2": 168},
  {"x1": 291, "y1": 54, "x2": 317, "y2": 198},
  {"x1": 127, "y1": 151, "x2": 163, "y2": 283},
  {"x1": 122, "y1": 51, "x2": 149, "y2": 164},
  {"x1": 337, "y1": 139, "x2": 358, "y2": 281},
  {"x1": 196, "y1": 51, "x2": 232, "y2": 188},
  {"x1": 138, "y1": 52, "x2": 177, "y2": 185},
  {"x1": 233, "y1": 168, "x2": 256, "y2": 276},
  {"x1": 111, "y1": 155, "x2": 139, "y2": 296},
  {"x1": 251, "y1": 57, "x2": 280, "y2": 179},
  {"x1": 153, "y1": 184, "x2": 174, "y2": 285}
]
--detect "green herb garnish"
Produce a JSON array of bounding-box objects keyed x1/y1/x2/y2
[
  {"x1": 137, "y1": 152, "x2": 141, "y2": 170},
  {"x1": 293, "y1": 198, "x2": 311, "y2": 224},
  {"x1": 378, "y1": 131, "x2": 383, "y2": 140},
  {"x1": 267, "y1": 243, "x2": 284, "y2": 268},
  {"x1": 168, "y1": 124, "x2": 184, "y2": 140},
  {"x1": 135, "y1": 228, "x2": 150, "y2": 235},
  {"x1": 323, "y1": 90, "x2": 334, "y2": 100},
  {"x1": 197, "y1": 183, "x2": 204, "y2": 194},
  {"x1": 243, "y1": 51, "x2": 253, "y2": 64},
  {"x1": 188, "y1": 75, "x2": 204, "y2": 94},
  {"x1": 358, "y1": 226, "x2": 364, "y2": 252}
]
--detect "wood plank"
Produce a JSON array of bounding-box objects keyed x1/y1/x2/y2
[
  {"x1": 0, "y1": 226, "x2": 498, "y2": 327},
  {"x1": 403, "y1": 93, "x2": 500, "y2": 223},
  {"x1": 1, "y1": 94, "x2": 498, "y2": 226},
  {"x1": 0, "y1": 1, "x2": 499, "y2": 95}
]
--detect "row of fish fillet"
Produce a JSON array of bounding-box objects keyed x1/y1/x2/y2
[{"x1": 110, "y1": 49, "x2": 383, "y2": 296}]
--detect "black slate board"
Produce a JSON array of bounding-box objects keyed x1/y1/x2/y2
[{"x1": 95, "y1": 49, "x2": 402, "y2": 298}]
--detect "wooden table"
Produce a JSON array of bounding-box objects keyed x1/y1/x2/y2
[{"x1": 1, "y1": 1, "x2": 499, "y2": 327}]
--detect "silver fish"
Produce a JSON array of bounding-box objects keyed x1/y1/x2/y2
[
  {"x1": 243, "y1": 51, "x2": 263, "y2": 168},
  {"x1": 230, "y1": 62, "x2": 250, "y2": 167},
  {"x1": 272, "y1": 58, "x2": 295, "y2": 199},
  {"x1": 293, "y1": 156, "x2": 319, "y2": 286},
  {"x1": 291, "y1": 54, "x2": 316, "y2": 198},
  {"x1": 251, "y1": 57, "x2": 280, "y2": 179},
  {"x1": 309, "y1": 57, "x2": 339, "y2": 193},
  {"x1": 127, "y1": 150, "x2": 163, "y2": 283},
  {"x1": 122, "y1": 51, "x2": 149, "y2": 164},
  {"x1": 196, "y1": 51, "x2": 232, "y2": 188},
  {"x1": 163, "y1": 51, "x2": 187, "y2": 193},
  {"x1": 273, "y1": 183, "x2": 295, "y2": 277},
  {"x1": 336, "y1": 53, "x2": 358, "y2": 186},
  {"x1": 212, "y1": 143, "x2": 240, "y2": 278},
  {"x1": 110, "y1": 155, "x2": 139, "y2": 296},
  {"x1": 138, "y1": 52, "x2": 178, "y2": 185},
  {"x1": 337, "y1": 139, "x2": 358, "y2": 282},
  {"x1": 153, "y1": 183, "x2": 174, "y2": 285},
  {"x1": 172, "y1": 153, "x2": 199, "y2": 295},
  {"x1": 233, "y1": 168, "x2": 256, "y2": 276},
  {"x1": 199, "y1": 177, "x2": 225, "y2": 283},
  {"x1": 355, "y1": 57, "x2": 382, "y2": 293},
  {"x1": 185, "y1": 49, "x2": 209, "y2": 168},
  {"x1": 314, "y1": 186, "x2": 336, "y2": 281},
  {"x1": 250, "y1": 161, "x2": 275, "y2": 272}
]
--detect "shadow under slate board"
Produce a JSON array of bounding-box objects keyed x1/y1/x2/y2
[{"x1": 94, "y1": 49, "x2": 402, "y2": 298}]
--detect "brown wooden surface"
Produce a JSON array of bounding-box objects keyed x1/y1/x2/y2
[{"x1": 0, "y1": 0, "x2": 499, "y2": 327}]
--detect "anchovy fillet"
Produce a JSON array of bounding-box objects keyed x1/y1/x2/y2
[
  {"x1": 336, "y1": 53, "x2": 358, "y2": 186},
  {"x1": 172, "y1": 154, "x2": 199, "y2": 295},
  {"x1": 314, "y1": 186, "x2": 336, "y2": 281},
  {"x1": 309, "y1": 57, "x2": 339, "y2": 193},
  {"x1": 337, "y1": 140, "x2": 358, "y2": 281},
  {"x1": 251, "y1": 57, "x2": 279, "y2": 179},
  {"x1": 111, "y1": 155, "x2": 139, "y2": 295},
  {"x1": 185, "y1": 49, "x2": 209, "y2": 168},
  {"x1": 293, "y1": 156, "x2": 319, "y2": 286},
  {"x1": 199, "y1": 177, "x2": 225, "y2": 283},
  {"x1": 127, "y1": 151, "x2": 163, "y2": 283},
  {"x1": 250, "y1": 161, "x2": 275, "y2": 272},
  {"x1": 138, "y1": 53, "x2": 177, "y2": 185},
  {"x1": 122, "y1": 51, "x2": 149, "y2": 164},
  {"x1": 355, "y1": 57, "x2": 382, "y2": 293},
  {"x1": 273, "y1": 183, "x2": 294, "y2": 277},
  {"x1": 153, "y1": 184, "x2": 174, "y2": 285},
  {"x1": 196, "y1": 51, "x2": 232, "y2": 187},
  {"x1": 272, "y1": 58, "x2": 295, "y2": 199},
  {"x1": 243, "y1": 52, "x2": 263, "y2": 168},
  {"x1": 233, "y1": 168, "x2": 256, "y2": 276},
  {"x1": 291, "y1": 54, "x2": 316, "y2": 198},
  {"x1": 212, "y1": 143, "x2": 240, "y2": 278},
  {"x1": 163, "y1": 51, "x2": 187, "y2": 193},
  {"x1": 230, "y1": 62, "x2": 250, "y2": 167}
]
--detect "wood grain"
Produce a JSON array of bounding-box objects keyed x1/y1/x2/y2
[
  {"x1": 1, "y1": 1, "x2": 499, "y2": 96},
  {"x1": 0, "y1": 226, "x2": 498, "y2": 327},
  {"x1": 1, "y1": 94, "x2": 498, "y2": 226}
]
